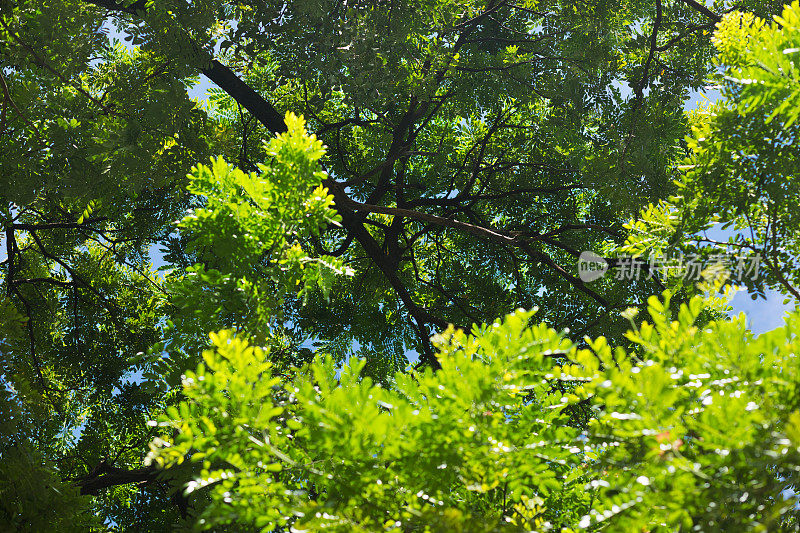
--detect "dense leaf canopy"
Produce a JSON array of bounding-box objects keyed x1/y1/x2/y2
[{"x1": 2, "y1": 0, "x2": 800, "y2": 530}]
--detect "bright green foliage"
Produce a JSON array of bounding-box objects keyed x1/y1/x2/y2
[
  {"x1": 168, "y1": 113, "x2": 350, "y2": 345},
  {"x1": 574, "y1": 294, "x2": 800, "y2": 530},
  {"x1": 149, "y1": 290, "x2": 800, "y2": 531},
  {"x1": 145, "y1": 331, "x2": 287, "y2": 530},
  {"x1": 715, "y1": 4, "x2": 800, "y2": 126},
  {"x1": 147, "y1": 314, "x2": 591, "y2": 531}
]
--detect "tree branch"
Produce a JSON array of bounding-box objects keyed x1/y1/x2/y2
[
  {"x1": 202, "y1": 60, "x2": 287, "y2": 135},
  {"x1": 679, "y1": 0, "x2": 721, "y2": 22},
  {"x1": 344, "y1": 199, "x2": 519, "y2": 246},
  {"x1": 74, "y1": 459, "x2": 159, "y2": 495}
]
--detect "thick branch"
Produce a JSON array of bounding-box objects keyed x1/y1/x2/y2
[
  {"x1": 75, "y1": 460, "x2": 159, "y2": 495},
  {"x1": 202, "y1": 60, "x2": 287, "y2": 135},
  {"x1": 679, "y1": 0, "x2": 721, "y2": 22},
  {"x1": 86, "y1": 0, "x2": 147, "y2": 15},
  {"x1": 11, "y1": 217, "x2": 108, "y2": 231},
  {"x1": 336, "y1": 207, "x2": 448, "y2": 368},
  {"x1": 12, "y1": 277, "x2": 74, "y2": 287}
]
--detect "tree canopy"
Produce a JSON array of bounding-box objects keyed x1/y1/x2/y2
[{"x1": 2, "y1": 0, "x2": 800, "y2": 530}]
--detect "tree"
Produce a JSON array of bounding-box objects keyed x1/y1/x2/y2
[{"x1": 2, "y1": 0, "x2": 799, "y2": 530}]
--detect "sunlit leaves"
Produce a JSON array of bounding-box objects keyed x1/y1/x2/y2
[
  {"x1": 578, "y1": 294, "x2": 800, "y2": 531},
  {"x1": 152, "y1": 291, "x2": 800, "y2": 531},
  {"x1": 715, "y1": 4, "x2": 800, "y2": 127},
  {"x1": 146, "y1": 330, "x2": 289, "y2": 530},
  {"x1": 170, "y1": 113, "x2": 350, "y2": 338},
  {"x1": 150, "y1": 311, "x2": 595, "y2": 531}
]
